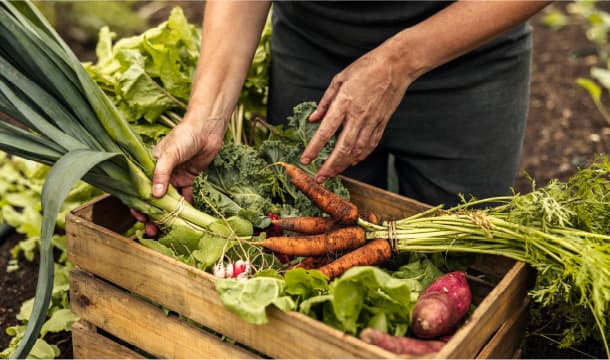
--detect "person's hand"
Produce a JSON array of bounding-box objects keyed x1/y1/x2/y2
[
  {"x1": 151, "y1": 114, "x2": 228, "y2": 200},
  {"x1": 132, "y1": 111, "x2": 228, "y2": 237},
  {"x1": 301, "y1": 43, "x2": 415, "y2": 183}
]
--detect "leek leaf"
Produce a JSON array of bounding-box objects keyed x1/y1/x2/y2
[
  {"x1": 0, "y1": 4, "x2": 120, "y2": 154},
  {"x1": 0, "y1": 132, "x2": 61, "y2": 165},
  {"x1": 0, "y1": 54, "x2": 102, "y2": 150},
  {"x1": 12, "y1": 149, "x2": 121, "y2": 359},
  {"x1": 0, "y1": 79, "x2": 84, "y2": 152}
]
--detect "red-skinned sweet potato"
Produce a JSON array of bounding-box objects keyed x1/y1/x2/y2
[
  {"x1": 411, "y1": 271, "x2": 472, "y2": 339},
  {"x1": 422, "y1": 271, "x2": 471, "y2": 318},
  {"x1": 411, "y1": 291, "x2": 458, "y2": 338},
  {"x1": 359, "y1": 327, "x2": 445, "y2": 355}
]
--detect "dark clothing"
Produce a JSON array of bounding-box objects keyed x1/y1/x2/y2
[{"x1": 268, "y1": 1, "x2": 532, "y2": 207}]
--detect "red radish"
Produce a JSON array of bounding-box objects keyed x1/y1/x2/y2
[
  {"x1": 224, "y1": 263, "x2": 234, "y2": 278},
  {"x1": 266, "y1": 213, "x2": 283, "y2": 236},
  {"x1": 359, "y1": 328, "x2": 445, "y2": 355},
  {"x1": 212, "y1": 262, "x2": 225, "y2": 278},
  {"x1": 212, "y1": 260, "x2": 251, "y2": 279},
  {"x1": 233, "y1": 260, "x2": 250, "y2": 278},
  {"x1": 411, "y1": 271, "x2": 472, "y2": 339}
]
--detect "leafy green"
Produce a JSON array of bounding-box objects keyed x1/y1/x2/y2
[
  {"x1": 86, "y1": 6, "x2": 273, "y2": 148},
  {"x1": 40, "y1": 309, "x2": 79, "y2": 337},
  {"x1": 192, "y1": 144, "x2": 279, "y2": 228},
  {"x1": 84, "y1": 7, "x2": 198, "y2": 146},
  {"x1": 215, "y1": 277, "x2": 295, "y2": 325},
  {"x1": 283, "y1": 268, "x2": 329, "y2": 305},
  {"x1": 326, "y1": 267, "x2": 418, "y2": 335},
  {"x1": 391, "y1": 254, "x2": 444, "y2": 289},
  {"x1": 0, "y1": 329, "x2": 60, "y2": 360},
  {"x1": 1, "y1": 262, "x2": 74, "y2": 359},
  {"x1": 215, "y1": 266, "x2": 421, "y2": 336},
  {"x1": 192, "y1": 234, "x2": 229, "y2": 271}
]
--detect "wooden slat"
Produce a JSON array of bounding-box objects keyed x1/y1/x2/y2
[
  {"x1": 438, "y1": 262, "x2": 532, "y2": 359},
  {"x1": 66, "y1": 222, "x2": 395, "y2": 359},
  {"x1": 476, "y1": 298, "x2": 530, "y2": 359},
  {"x1": 70, "y1": 269, "x2": 258, "y2": 359},
  {"x1": 72, "y1": 320, "x2": 144, "y2": 359},
  {"x1": 342, "y1": 177, "x2": 430, "y2": 220}
]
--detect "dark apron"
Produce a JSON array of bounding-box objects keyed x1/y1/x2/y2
[{"x1": 268, "y1": 1, "x2": 532, "y2": 207}]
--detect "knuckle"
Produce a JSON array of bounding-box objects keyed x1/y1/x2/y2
[
  {"x1": 331, "y1": 73, "x2": 345, "y2": 84},
  {"x1": 337, "y1": 94, "x2": 352, "y2": 108},
  {"x1": 334, "y1": 144, "x2": 352, "y2": 156},
  {"x1": 316, "y1": 129, "x2": 334, "y2": 143},
  {"x1": 369, "y1": 136, "x2": 382, "y2": 148}
]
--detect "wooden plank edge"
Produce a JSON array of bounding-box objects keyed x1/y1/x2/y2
[
  {"x1": 70, "y1": 269, "x2": 259, "y2": 359},
  {"x1": 72, "y1": 320, "x2": 144, "y2": 359},
  {"x1": 476, "y1": 297, "x2": 530, "y2": 359},
  {"x1": 438, "y1": 261, "x2": 530, "y2": 358}
]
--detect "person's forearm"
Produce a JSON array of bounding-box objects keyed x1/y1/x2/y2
[
  {"x1": 387, "y1": 1, "x2": 551, "y2": 79},
  {"x1": 188, "y1": 1, "x2": 271, "y2": 121}
]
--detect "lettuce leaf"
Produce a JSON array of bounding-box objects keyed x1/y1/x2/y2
[{"x1": 215, "y1": 266, "x2": 422, "y2": 336}]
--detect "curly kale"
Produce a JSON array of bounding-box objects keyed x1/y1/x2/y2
[
  {"x1": 193, "y1": 101, "x2": 351, "y2": 227},
  {"x1": 192, "y1": 143, "x2": 281, "y2": 228}
]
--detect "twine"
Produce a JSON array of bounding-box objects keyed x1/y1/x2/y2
[
  {"x1": 388, "y1": 220, "x2": 399, "y2": 255},
  {"x1": 153, "y1": 196, "x2": 186, "y2": 232}
]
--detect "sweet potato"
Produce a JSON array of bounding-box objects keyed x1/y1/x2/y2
[
  {"x1": 359, "y1": 327, "x2": 445, "y2": 355},
  {"x1": 411, "y1": 291, "x2": 458, "y2": 339},
  {"x1": 422, "y1": 271, "x2": 471, "y2": 318},
  {"x1": 411, "y1": 271, "x2": 472, "y2": 339}
]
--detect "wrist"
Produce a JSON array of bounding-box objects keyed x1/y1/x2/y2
[{"x1": 382, "y1": 28, "x2": 433, "y2": 82}]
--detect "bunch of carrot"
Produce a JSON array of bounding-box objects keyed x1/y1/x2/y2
[{"x1": 257, "y1": 163, "x2": 392, "y2": 278}]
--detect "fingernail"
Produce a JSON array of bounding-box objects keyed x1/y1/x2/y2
[
  {"x1": 316, "y1": 175, "x2": 326, "y2": 183},
  {"x1": 309, "y1": 110, "x2": 318, "y2": 119},
  {"x1": 301, "y1": 157, "x2": 311, "y2": 164},
  {"x1": 153, "y1": 183, "x2": 164, "y2": 196}
]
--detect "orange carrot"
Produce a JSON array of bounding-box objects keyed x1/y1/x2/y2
[
  {"x1": 318, "y1": 239, "x2": 392, "y2": 279},
  {"x1": 259, "y1": 226, "x2": 365, "y2": 256},
  {"x1": 359, "y1": 211, "x2": 379, "y2": 225},
  {"x1": 288, "y1": 255, "x2": 334, "y2": 270},
  {"x1": 271, "y1": 216, "x2": 337, "y2": 235},
  {"x1": 280, "y1": 162, "x2": 359, "y2": 224}
]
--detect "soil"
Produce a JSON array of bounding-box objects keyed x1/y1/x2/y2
[
  {"x1": 514, "y1": 7, "x2": 610, "y2": 194},
  {"x1": 1, "y1": 3, "x2": 609, "y2": 358}
]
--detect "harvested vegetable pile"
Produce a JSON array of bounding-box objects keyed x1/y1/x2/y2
[
  {"x1": 226, "y1": 154, "x2": 610, "y2": 355},
  {"x1": 2, "y1": 0, "x2": 610, "y2": 358}
]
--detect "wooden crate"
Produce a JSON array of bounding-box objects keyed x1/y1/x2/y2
[{"x1": 66, "y1": 177, "x2": 533, "y2": 359}]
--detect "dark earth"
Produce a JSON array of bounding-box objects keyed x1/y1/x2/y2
[{"x1": 1, "y1": 3, "x2": 609, "y2": 358}]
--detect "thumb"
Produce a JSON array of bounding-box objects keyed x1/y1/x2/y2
[{"x1": 152, "y1": 153, "x2": 178, "y2": 198}]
